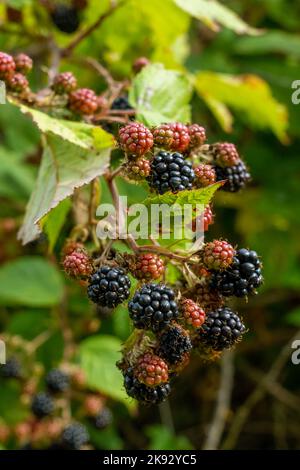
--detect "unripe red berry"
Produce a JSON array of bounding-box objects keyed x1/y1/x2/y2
[
  {"x1": 52, "y1": 72, "x2": 77, "y2": 94},
  {"x1": 7, "y1": 72, "x2": 29, "y2": 92},
  {"x1": 135, "y1": 352, "x2": 169, "y2": 386},
  {"x1": 62, "y1": 240, "x2": 85, "y2": 257},
  {"x1": 153, "y1": 124, "x2": 174, "y2": 149},
  {"x1": 201, "y1": 240, "x2": 235, "y2": 270},
  {"x1": 133, "y1": 57, "x2": 150, "y2": 73},
  {"x1": 63, "y1": 249, "x2": 93, "y2": 279},
  {"x1": 127, "y1": 157, "x2": 151, "y2": 180},
  {"x1": 69, "y1": 88, "x2": 98, "y2": 115},
  {"x1": 132, "y1": 253, "x2": 165, "y2": 280},
  {"x1": 97, "y1": 95, "x2": 108, "y2": 111},
  {"x1": 192, "y1": 204, "x2": 214, "y2": 233},
  {"x1": 194, "y1": 164, "x2": 216, "y2": 187},
  {"x1": 213, "y1": 142, "x2": 240, "y2": 168},
  {"x1": 14, "y1": 53, "x2": 33, "y2": 75},
  {"x1": 84, "y1": 394, "x2": 104, "y2": 416},
  {"x1": 181, "y1": 298, "x2": 206, "y2": 329},
  {"x1": 0, "y1": 52, "x2": 15, "y2": 79},
  {"x1": 168, "y1": 122, "x2": 190, "y2": 153},
  {"x1": 188, "y1": 124, "x2": 206, "y2": 149},
  {"x1": 119, "y1": 122, "x2": 153, "y2": 156}
]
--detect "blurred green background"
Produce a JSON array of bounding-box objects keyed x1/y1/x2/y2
[{"x1": 0, "y1": 0, "x2": 300, "y2": 450}]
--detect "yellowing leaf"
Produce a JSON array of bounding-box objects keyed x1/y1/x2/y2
[
  {"x1": 173, "y1": 0, "x2": 260, "y2": 35},
  {"x1": 194, "y1": 72, "x2": 289, "y2": 142}
]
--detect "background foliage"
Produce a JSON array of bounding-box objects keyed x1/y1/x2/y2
[{"x1": 0, "y1": 0, "x2": 299, "y2": 450}]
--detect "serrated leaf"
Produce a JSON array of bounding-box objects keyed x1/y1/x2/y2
[
  {"x1": 79, "y1": 335, "x2": 134, "y2": 407},
  {"x1": 17, "y1": 103, "x2": 114, "y2": 150},
  {"x1": 41, "y1": 198, "x2": 72, "y2": 252},
  {"x1": 143, "y1": 182, "x2": 222, "y2": 207},
  {"x1": 173, "y1": 0, "x2": 260, "y2": 35},
  {"x1": 15, "y1": 105, "x2": 114, "y2": 245},
  {"x1": 194, "y1": 72, "x2": 288, "y2": 142},
  {"x1": 129, "y1": 63, "x2": 192, "y2": 126},
  {"x1": 0, "y1": 257, "x2": 64, "y2": 307}
]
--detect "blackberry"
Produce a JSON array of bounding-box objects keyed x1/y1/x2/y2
[
  {"x1": 52, "y1": 72, "x2": 77, "y2": 94},
  {"x1": 31, "y1": 392, "x2": 54, "y2": 418},
  {"x1": 61, "y1": 423, "x2": 89, "y2": 450},
  {"x1": 215, "y1": 161, "x2": 251, "y2": 192},
  {"x1": 198, "y1": 306, "x2": 246, "y2": 351},
  {"x1": 14, "y1": 53, "x2": 33, "y2": 75},
  {"x1": 157, "y1": 323, "x2": 192, "y2": 366},
  {"x1": 210, "y1": 248, "x2": 263, "y2": 297},
  {"x1": 148, "y1": 151, "x2": 195, "y2": 194},
  {"x1": 119, "y1": 122, "x2": 153, "y2": 156},
  {"x1": 128, "y1": 283, "x2": 178, "y2": 332},
  {"x1": 135, "y1": 352, "x2": 169, "y2": 386},
  {"x1": 46, "y1": 369, "x2": 70, "y2": 394},
  {"x1": 51, "y1": 5, "x2": 80, "y2": 34},
  {"x1": 123, "y1": 367, "x2": 171, "y2": 405},
  {"x1": 94, "y1": 407, "x2": 113, "y2": 429},
  {"x1": 87, "y1": 266, "x2": 131, "y2": 308},
  {"x1": 201, "y1": 240, "x2": 235, "y2": 270},
  {"x1": 111, "y1": 96, "x2": 133, "y2": 111},
  {"x1": 0, "y1": 357, "x2": 21, "y2": 379}
]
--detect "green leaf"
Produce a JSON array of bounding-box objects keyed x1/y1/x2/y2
[
  {"x1": 129, "y1": 63, "x2": 192, "y2": 126},
  {"x1": 173, "y1": 0, "x2": 260, "y2": 35},
  {"x1": 143, "y1": 182, "x2": 222, "y2": 207},
  {"x1": 41, "y1": 198, "x2": 72, "y2": 252},
  {"x1": 7, "y1": 310, "x2": 51, "y2": 340},
  {"x1": 0, "y1": 257, "x2": 64, "y2": 307},
  {"x1": 16, "y1": 105, "x2": 114, "y2": 245},
  {"x1": 146, "y1": 425, "x2": 194, "y2": 450},
  {"x1": 285, "y1": 308, "x2": 300, "y2": 326},
  {"x1": 233, "y1": 30, "x2": 300, "y2": 57},
  {"x1": 194, "y1": 72, "x2": 288, "y2": 142},
  {"x1": 79, "y1": 335, "x2": 133, "y2": 407},
  {"x1": 0, "y1": 148, "x2": 34, "y2": 201}
]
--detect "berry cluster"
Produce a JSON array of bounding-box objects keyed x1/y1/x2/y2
[{"x1": 0, "y1": 357, "x2": 113, "y2": 450}]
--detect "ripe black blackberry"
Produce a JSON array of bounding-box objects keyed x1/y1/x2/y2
[
  {"x1": 128, "y1": 283, "x2": 178, "y2": 332},
  {"x1": 31, "y1": 392, "x2": 54, "y2": 418},
  {"x1": 215, "y1": 161, "x2": 251, "y2": 192},
  {"x1": 210, "y1": 248, "x2": 263, "y2": 297},
  {"x1": 111, "y1": 96, "x2": 134, "y2": 111},
  {"x1": 148, "y1": 151, "x2": 195, "y2": 194},
  {"x1": 87, "y1": 266, "x2": 131, "y2": 308},
  {"x1": 123, "y1": 367, "x2": 171, "y2": 405},
  {"x1": 0, "y1": 357, "x2": 21, "y2": 379},
  {"x1": 61, "y1": 423, "x2": 89, "y2": 450},
  {"x1": 51, "y1": 5, "x2": 80, "y2": 34},
  {"x1": 94, "y1": 407, "x2": 112, "y2": 429},
  {"x1": 198, "y1": 306, "x2": 246, "y2": 351},
  {"x1": 157, "y1": 323, "x2": 192, "y2": 366},
  {"x1": 46, "y1": 368, "x2": 70, "y2": 394}
]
